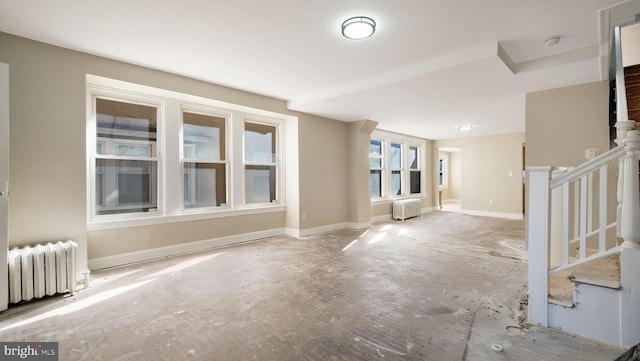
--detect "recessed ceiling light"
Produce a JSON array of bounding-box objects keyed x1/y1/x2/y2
[
  {"x1": 342, "y1": 16, "x2": 376, "y2": 40},
  {"x1": 456, "y1": 124, "x2": 474, "y2": 131}
]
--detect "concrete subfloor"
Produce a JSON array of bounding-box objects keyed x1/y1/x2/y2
[{"x1": 0, "y1": 212, "x2": 625, "y2": 360}]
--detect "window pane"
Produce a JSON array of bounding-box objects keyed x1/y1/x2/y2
[
  {"x1": 96, "y1": 99, "x2": 157, "y2": 156},
  {"x1": 409, "y1": 146, "x2": 418, "y2": 169},
  {"x1": 245, "y1": 123, "x2": 275, "y2": 163},
  {"x1": 95, "y1": 159, "x2": 157, "y2": 215},
  {"x1": 245, "y1": 165, "x2": 276, "y2": 204},
  {"x1": 370, "y1": 140, "x2": 382, "y2": 157},
  {"x1": 391, "y1": 170, "x2": 402, "y2": 196},
  {"x1": 370, "y1": 170, "x2": 382, "y2": 198},
  {"x1": 410, "y1": 171, "x2": 421, "y2": 194},
  {"x1": 184, "y1": 162, "x2": 226, "y2": 208},
  {"x1": 391, "y1": 143, "x2": 402, "y2": 169},
  {"x1": 183, "y1": 112, "x2": 225, "y2": 160},
  {"x1": 117, "y1": 144, "x2": 151, "y2": 157},
  {"x1": 117, "y1": 160, "x2": 151, "y2": 205}
]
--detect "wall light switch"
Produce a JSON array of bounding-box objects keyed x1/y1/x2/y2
[{"x1": 585, "y1": 148, "x2": 599, "y2": 160}]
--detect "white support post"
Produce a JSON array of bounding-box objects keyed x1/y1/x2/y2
[{"x1": 527, "y1": 166, "x2": 552, "y2": 327}]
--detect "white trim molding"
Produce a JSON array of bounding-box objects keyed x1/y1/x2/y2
[
  {"x1": 88, "y1": 228, "x2": 284, "y2": 270},
  {"x1": 461, "y1": 209, "x2": 524, "y2": 220}
]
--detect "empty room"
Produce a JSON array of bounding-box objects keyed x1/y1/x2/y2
[{"x1": 0, "y1": 1, "x2": 639, "y2": 360}]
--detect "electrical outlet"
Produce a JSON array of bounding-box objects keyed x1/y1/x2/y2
[
  {"x1": 489, "y1": 199, "x2": 494, "y2": 205},
  {"x1": 301, "y1": 213, "x2": 306, "y2": 221}
]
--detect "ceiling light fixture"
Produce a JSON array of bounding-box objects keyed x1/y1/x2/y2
[
  {"x1": 342, "y1": 16, "x2": 376, "y2": 40},
  {"x1": 457, "y1": 124, "x2": 474, "y2": 131}
]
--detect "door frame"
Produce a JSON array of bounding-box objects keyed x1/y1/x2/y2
[{"x1": 0, "y1": 62, "x2": 9, "y2": 311}]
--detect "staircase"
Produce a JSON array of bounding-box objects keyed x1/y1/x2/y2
[
  {"x1": 527, "y1": 133, "x2": 640, "y2": 348},
  {"x1": 525, "y1": 24, "x2": 640, "y2": 349}
]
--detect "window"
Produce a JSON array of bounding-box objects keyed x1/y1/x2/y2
[
  {"x1": 370, "y1": 130, "x2": 425, "y2": 201},
  {"x1": 369, "y1": 139, "x2": 383, "y2": 198},
  {"x1": 94, "y1": 98, "x2": 159, "y2": 215},
  {"x1": 182, "y1": 111, "x2": 227, "y2": 209},
  {"x1": 390, "y1": 143, "x2": 403, "y2": 196},
  {"x1": 439, "y1": 154, "x2": 448, "y2": 189},
  {"x1": 87, "y1": 75, "x2": 289, "y2": 227},
  {"x1": 244, "y1": 121, "x2": 278, "y2": 204},
  {"x1": 409, "y1": 146, "x2": 421, "y2": 194}
]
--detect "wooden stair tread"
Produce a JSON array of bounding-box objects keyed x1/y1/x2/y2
[{"x1": 548, "y1": 254, "x2": 621, "y2": 306}]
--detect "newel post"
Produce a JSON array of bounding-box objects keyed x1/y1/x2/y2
[
  {"x1": 616, "y1": 121, "x2": 636, "y2": 238},
  {"x1": 527, "y1": 166, "x2": 552, "y2": 327},
  {"x1": 619, "y1": 130, "x2": 640, "y2": 347},
  {"x1": 620, "y1": 130, "x2": 640, "y2": 248}
]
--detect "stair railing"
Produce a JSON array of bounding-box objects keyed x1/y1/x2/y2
[
  {"x1": 527, "y1": 145, "x2": 625, "y2": 326},
  {"x1": 527, "y1": 24, "x2": 640, "y2": 330}
]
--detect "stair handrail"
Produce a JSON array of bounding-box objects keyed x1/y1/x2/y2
[{"x1": 549, "y1": 146, "x2": 625, "y2": 189}]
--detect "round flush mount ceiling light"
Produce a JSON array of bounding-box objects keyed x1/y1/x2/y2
[
  {"x1": 456, "y1": 124, "x2": 474, "y2": 131},
  {"x1": 342, "y1": 16, "x2": 376, "y2": 40}
]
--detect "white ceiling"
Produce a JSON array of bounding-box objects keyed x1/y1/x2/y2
[{"x1": 1, "y1": 0, "x2": 639, "y2": 139}]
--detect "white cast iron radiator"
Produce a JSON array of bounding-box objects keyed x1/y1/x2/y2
[
  {"x1": 392, "y1": 199, "x2": 421, "y2": 220},
  {"x1": 8, "y1": 240, "x2": 77, "y2": 304}
]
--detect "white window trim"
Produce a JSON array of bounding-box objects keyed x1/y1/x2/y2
[
  {"x1": 370, "y1": 130, "x2": 426, "y2": 203},
  {"x1": 179, "y1": 105, "x2": 231, "y2": 213},
  {"x1": 86, "y1": 75, "x2": 292, "y2": 230},
  {"x1": 241, "y1": 116, "x2": 283, "y2": 207}
]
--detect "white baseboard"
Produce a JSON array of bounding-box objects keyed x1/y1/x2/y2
[
  {"x1": 287, "y1": 221, "x2": 371, "y2": 238},
  {"x1": 88, "y1": 228, "x2": 285, "y2": 270},
  {"x1": 461, "y1": 209, "x2": 523, "y2": 220}
]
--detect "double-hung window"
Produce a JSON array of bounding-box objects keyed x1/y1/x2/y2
[
  {"x1": 370, "y1": 131, "x2": 425, "y2": 201},
  {"x1": 390, "y1": 143, "x2": 403, "y2": 196},
  {"x1": 409, "y1": 146, "x2": 421, "y2": 194},
  {"x1": 94, "y1": 98, "x2": 159, "y2": 215},
  {"x1": 438, "y1": 154, "x2": 448, "y2": 189},
  {"x1": 87, "y1": 75, "x2": 289, "y2": 228},
  {"x1": 369, "y1": 139, "x2": 383, "y2": 198},
  {"x1": 244, "y1": 121, "x2": 278, "y2": 204},
  {"x1": 182, "y1": 110, "x2": 228, "y2": 209}
]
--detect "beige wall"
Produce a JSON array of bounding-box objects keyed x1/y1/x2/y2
[
  {"x1": 0, "y1": 32, "x2": 353, "y2": 269},
  {"x1": 526, "y1": 81, "x2": 609, "y2": 168},
  {"x1": 298, "y1": 116, "x2": 350, "y2": 229},
  {"x1": 449, "y1": 151, "x2": 462, "y2": 199},
  {"x1": 436, "y1": 133, "x2": 525, "y2": 216}
]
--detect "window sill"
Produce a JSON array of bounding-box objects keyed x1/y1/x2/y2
[
  {"x1": 370, "y1": 195, "x2": 425, "y2": 205},
  {"x1": 88, "y1": 205, "x2": 286, "y2": 231}
]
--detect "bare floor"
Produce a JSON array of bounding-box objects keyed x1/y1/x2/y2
[{"x1": 0, "y1": 212, "x2": 624, "y2": 360}]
